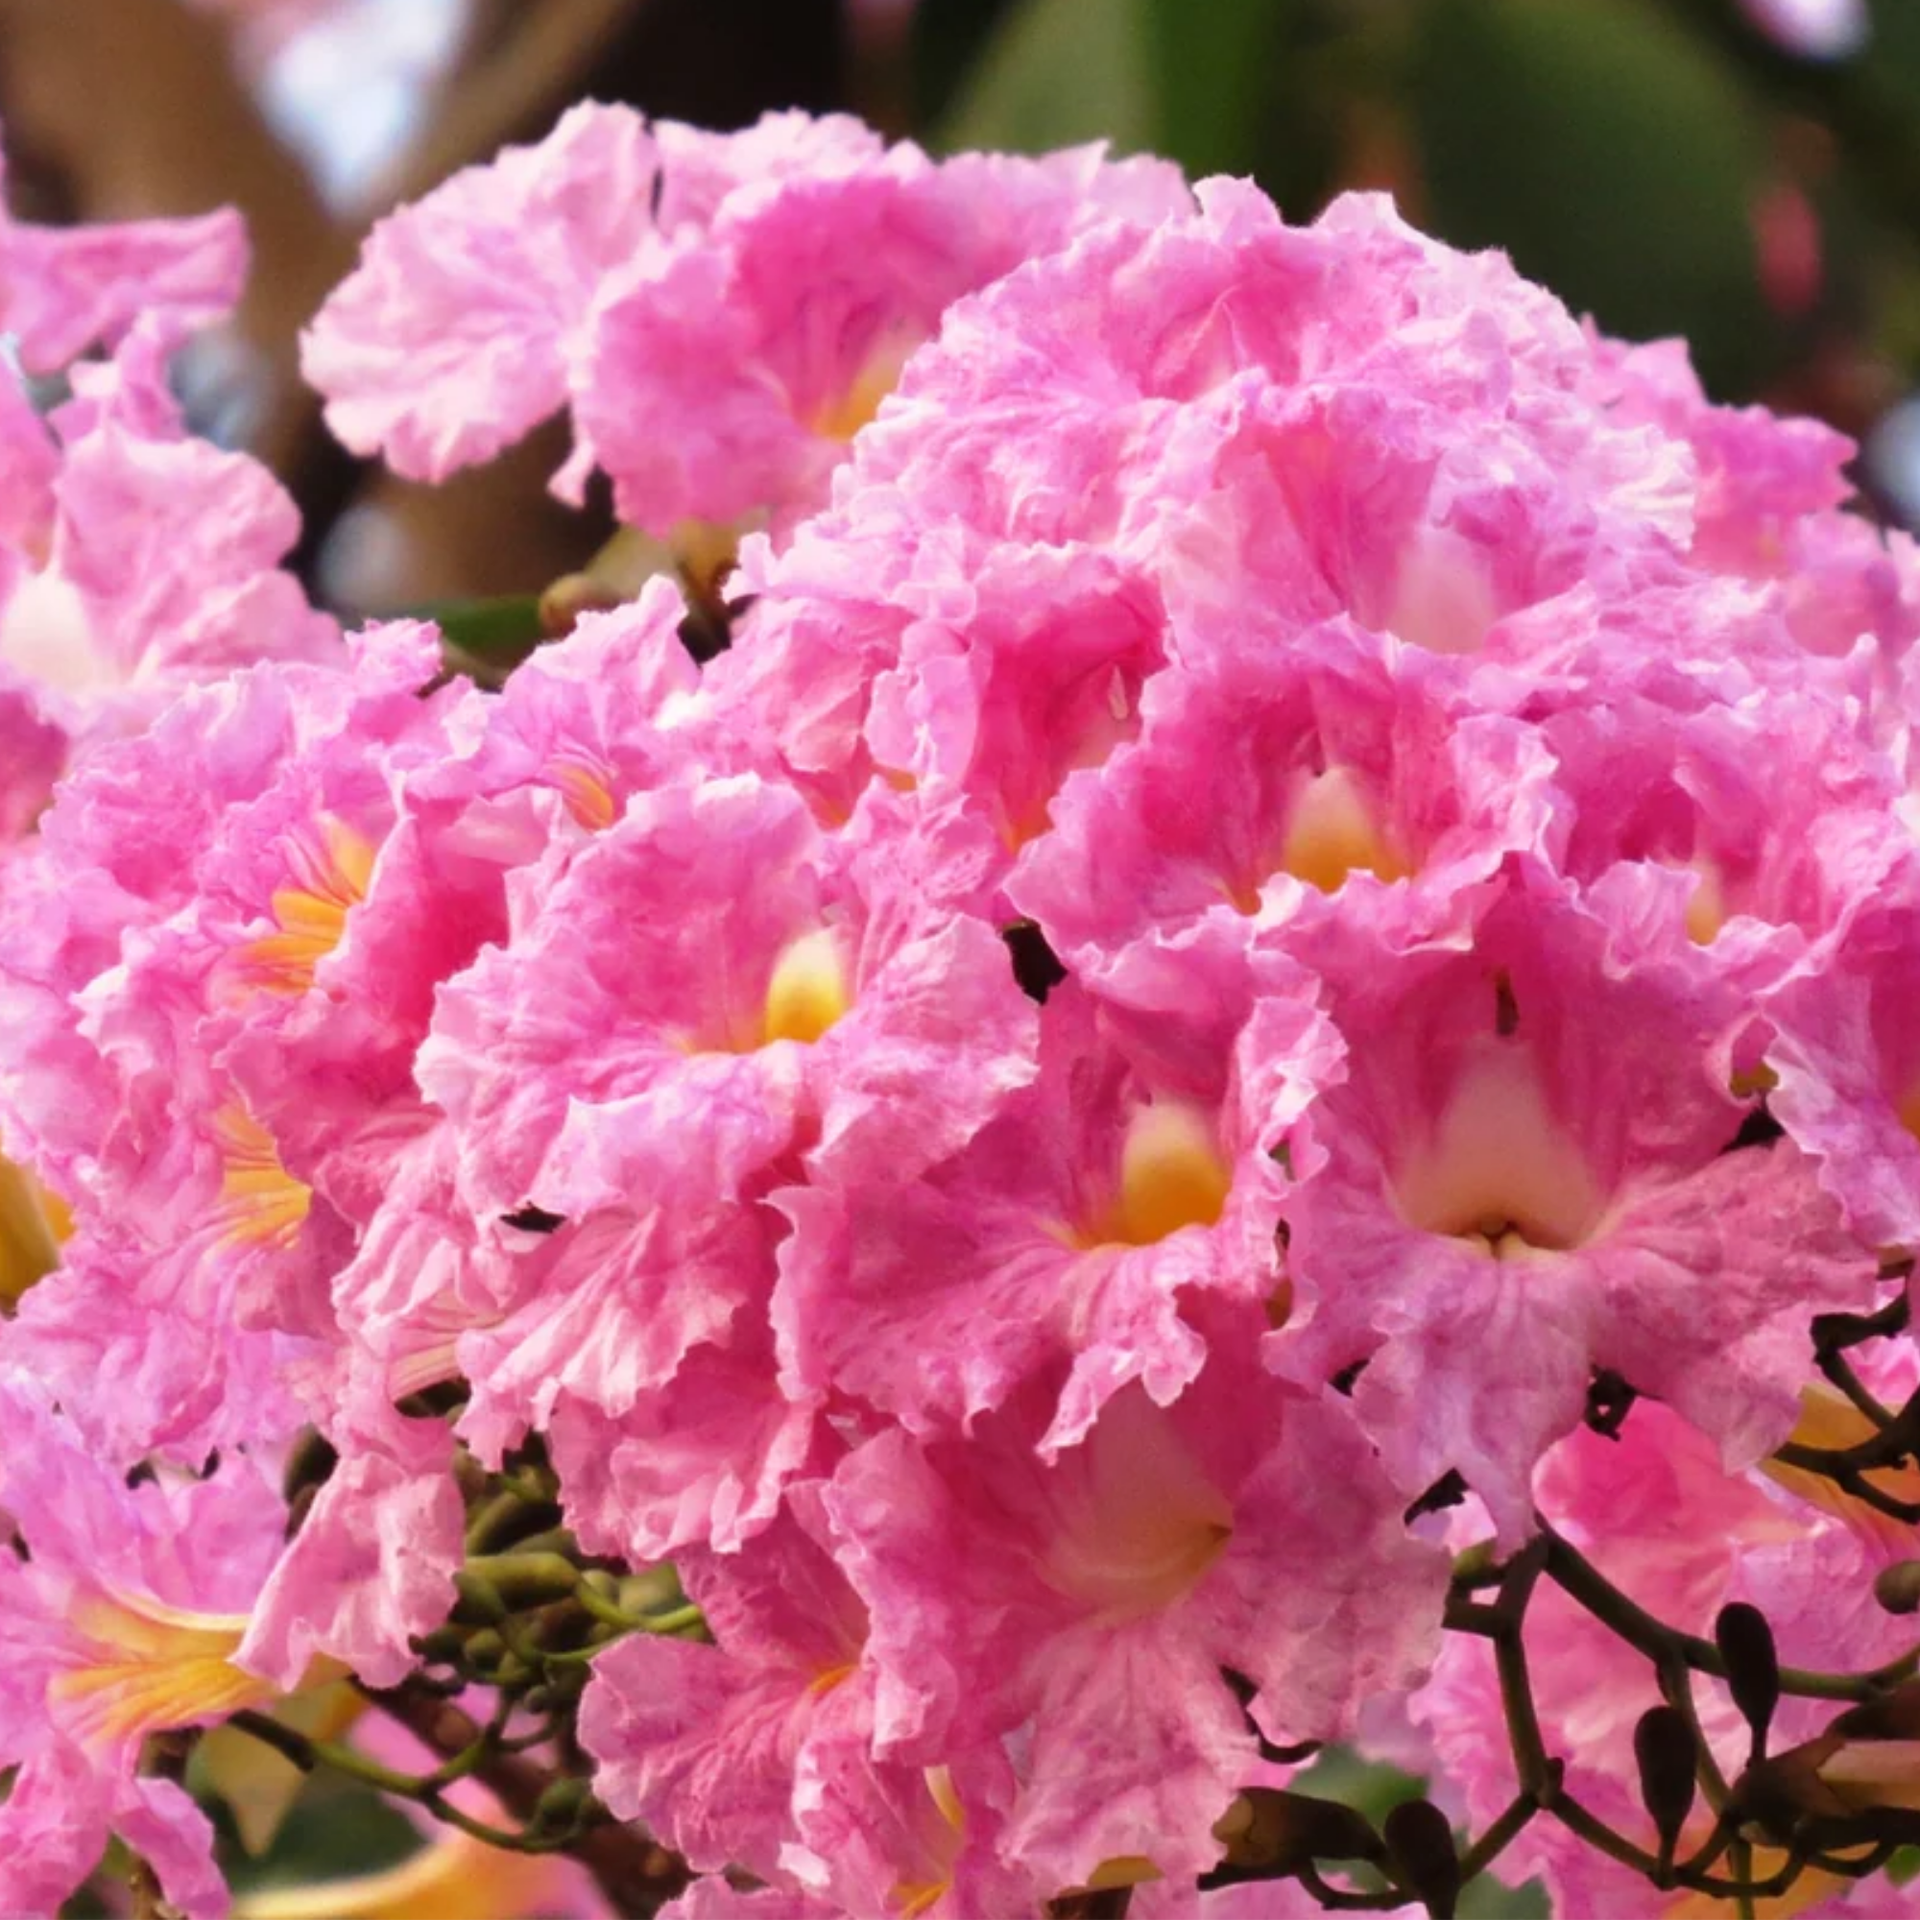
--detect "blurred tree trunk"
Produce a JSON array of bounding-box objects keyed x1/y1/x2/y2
[
  {"x1": 0, "y1": 0, "x2": 850, "y2": 615},
  {"x1": 0, "y1": 0, "x2": 353, "y2": 472}
]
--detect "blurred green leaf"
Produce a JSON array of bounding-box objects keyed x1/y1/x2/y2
[
  {"x1": 414, "y1": 593, "x2": 546, "y2": 669},
  {"x1": 1410, "y1": 0, "x2": 1774, "y2": 394},
  {"x1": 1287, "y1": 1747, "x2": 1549, "y2": 1918},
  {"x1": 938, "y1": 0, "x2": 1154, "y2": 155},
  {"x1": 1142, "y1": 0, "x2": 1288, "y2": 178},
  {"x1": 912, "y1": 0, "x2": 1025, "y2": 130},
  {"x1": 216, "y1": 1772, "x2": 422, "y2": 1897},
  {"x1": 937, "y1": 0, "x2": 1345, "y2": 211}
]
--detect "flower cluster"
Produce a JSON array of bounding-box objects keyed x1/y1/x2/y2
[{"x1": 5, "y1": 100, "x2": 1920, "y2": 1920}]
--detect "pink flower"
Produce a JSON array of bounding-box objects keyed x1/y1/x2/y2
[
  {"x1": 0, "y1": 335, "x2": 337, "y2": 843},
  {"x1": 306, "y1": 104, "x2": 1185, "y2": 534},
  {"x1": 14, "y1": 98, "x2": 1920, "y2": 1918},
  {"x1": 302, "y1": 101, "x2": 663, "y2": 484},
  {"x1": 550, "y1": 1319, "x2": 823, "y2": 1563},
  {"x1": 1278, "y1": 874, "x2": 1872, "y2": 1538},
  {"x1": 1, "y1": 625, "x2": 448, "y2": 1315},
  {"x1": 848, "y1": 180, "x2": 1690, "y2": 581},
  {"x1": 580, "y1": 140, "x2": 1187, "y2": 536},
  {"x1": 1416, "y1": 1398, "x2": 1913, "y2": 1917},
  {"x1": 581, "y1": 1489, "x2": 872, "y2": 1881},
  {"x1": 0, "y1": 154, "x2": 334, "y2": 848},
  {"x1": 453, "y1": 1164, "x2": 786, "y2": 1469},
  {"x1": 777, "y1": 980, "x2": 1331, "y2": 1451},
  {"x1": 0, "y1": 150, "x2": 245, "y2": 373},
  {"x1": 1590, "y1": 331, "x2": 1917, "y2": 664},
  {"x1": 419, "y1": 579, "x2": 702, "y2": 831},
  {"x1": 1009, "y1": 610, "x2": 1555, "y2": 1034},
  {"x1": 826, "y1": 1346, "x2": 1446, "y2": 1889},
  {"x1": 1766, "y1": 871, "x2": 1920, "y2": 1250},
  {"x1": 0, "y1": 1381, "x2": 304, "y2": 1917},
  {"x1": 239, "y1": 1400, "x2": 463, "y2": 1691},
  {"x1": 1, "y1": 1227, "x2": 310, "y2": 1463},
  {"x1": 419, "y1": 771, "x2": 1037, "y2": 1222},
  {"x1": 1534, "y1": 680, "x2": 1899, "y2": 998},
  {"x1": 0, "y1": 686, "x2": 63, "y2": 840}
]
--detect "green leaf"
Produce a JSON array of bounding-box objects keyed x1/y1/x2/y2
[
  {"x1": 911, "y1": 0, "x2": 1025, "y2": 131},
  {"x1": 935, "y1": 0, "x2": 1332, "y2": 201},
  {"x1": 937, "y1": 0, "x2": 1153, "y2": 156},
  {"x1": 1142, "y1": 0, "x2": 1289, "y2": 178},
  {"x1": 1409, "y1": 0, "x2": 1775, "y2": 395},
  {"x1": 1285, "y1": 1748, "x2": 1549, "y2": 1919},
  {"x1": 412, "y1": 593, "x2": 546, "y2": 670}
]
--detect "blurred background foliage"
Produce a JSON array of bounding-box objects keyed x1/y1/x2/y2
[
  {"x1": 4, "y1": 0, "x2": 1919, "y2": 627},
  {"x1": 928, "y1": 0, "x2": 1920, "y2": 441}
]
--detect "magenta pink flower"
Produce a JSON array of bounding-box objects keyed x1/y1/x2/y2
[
  {"x1": 239, "y1": 1401, "x2": 463, "y2": 1691},
  {"x1": 1279, "y1": 875, "x2": 1872, "y2": 1538},
  {"x1": 1535, "y1": 679, "x2": 1900, "y2": 997},
  {"x1": 0, "y1": 1381, "x2": 305, "y2": 1916},
  {"x1": 454, "y1": 1168, "x2": 787, "y2": 1470},
  {"x1": 1009, "y1": 611, "x2": 1555, "y2": 1028},
  {"x1": 0, "y1": 153, "x2": 335, "y2": 854},
  {"x1": 1416, "y1": 1397, "x2": 1913, "y2": 1917},
  {"x1": 581, "y1": 1489, "x2": 872, "y2": 1881},
  {"x1": 777, "y1": 980, "x2": 1333, "y2": 1450},
  {"x1": 419, "y1": 770, "x2": 1037, "y2": 1223},
  {"x1": 550, "y1": 1319, "x2": 823, "y2": 1562},
  {"x1": 307, "y1": 102, "x2": 1185, "y2": 535},
  {"x1": 580, "y1": 140, "x2": 1186, "y2": 537},
  {"x1": 302, "y1": 101, "x2": 663, "y2": 485},
  {"x1": 826, "y1": 1345, "x2": 1446, "y2": 1888},
  {"x1": 0, "y1": 328, "x2": 336, "y2": 845},
  {"x1": 0, "y1": 150, "x2": 245, "y2": 373},
  {"x1": 11, "y1": 98, "x2": 1920, "y2": 1920},
  {"x1": 1766, "y1": 876, "x2": 1920, "y2": 1250}
]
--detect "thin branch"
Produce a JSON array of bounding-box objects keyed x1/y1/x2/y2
[{"x1": 1540, "y1": 1521, "x2": 1916, "y2": 1702}]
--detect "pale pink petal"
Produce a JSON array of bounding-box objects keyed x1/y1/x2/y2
[
  {"x1": 239, "y1": 1415, "x2": 462, "y2": 1690},
  {"x1": 303, "y1": 101, "x2": 660, "y2": 480}
]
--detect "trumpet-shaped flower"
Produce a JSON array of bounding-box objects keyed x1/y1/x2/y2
[
  {"x1": 777, "y1": 981, "x2": 1334, "y2": 1451},
  {"x1": 581, "y1": 1489, "x2": 872, "y2": 1881},
  {"x1": 0, "y1": 1382, "x2": 305, "y2": 1917},
  {"x1": 307, "y1": 101, "x2": 1186, "y2": 535},
  {"x1": 1278, "y1": 876, "x2": 1872, "y2": 1537},
  {"x1": 826, "y1": 1349, "x2": 1446, "y2": 1888},
  {"x1": 419, "y1": 770, "x2": 1037, "y2": 1224}
]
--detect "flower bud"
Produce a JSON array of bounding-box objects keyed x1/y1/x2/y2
[
  {"x1": 1210, "y1": 1788, "x2": 1385, "y2": 1875},
  {"x1": 1874, "y1": 1562, "x2": 1920, "y2": 1615},
  {"x1": 1833, "y1": 1680, "x2": 1920, "y2": 1741},
  {"x1": 1716, "y1": 1602, "x2": 1779, "y2": 1757},
  {"x1": 1633, "y1": 1705, "x2": 1698, "y2": 1872},
  {"x1": 1384, "y1": 1798, "x2": 1460, "y2": 1919}
]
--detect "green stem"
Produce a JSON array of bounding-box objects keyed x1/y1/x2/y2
[
  {"x1": 1541, "y1": 1522, "x2": 1915, "y2": 1701},
  {"x1": 1729, "y1": 1836, "x2": 1759, "y2": 1920},
  {"x1": 1492, "y1": 1542, "x2": 1555, "y2": 1798},
  {"x1": 1456, "y1": 1789, "x2": 1540, "y2": 1884}
]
